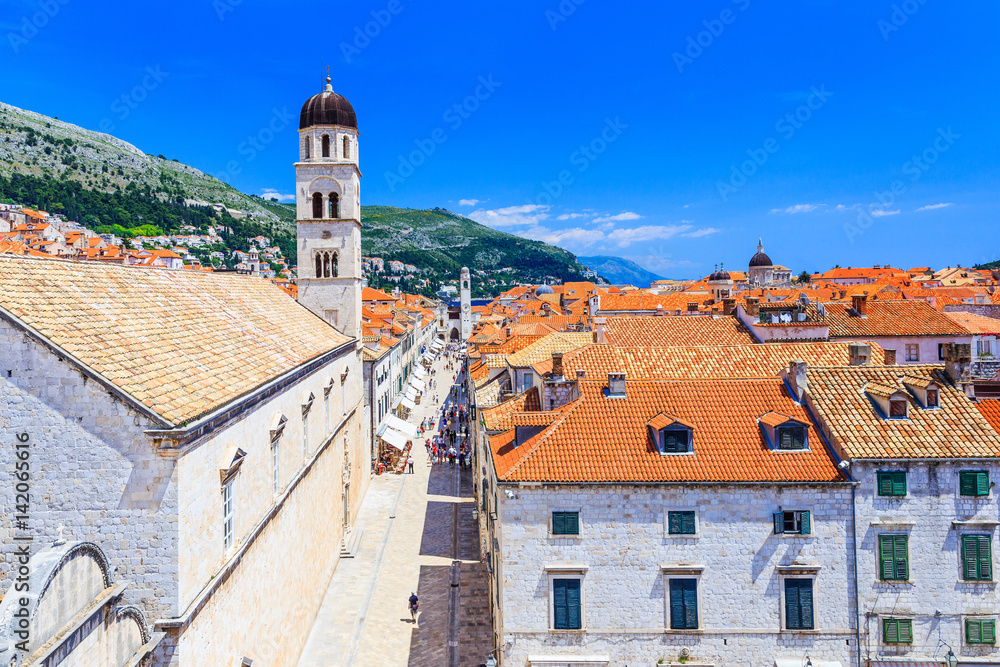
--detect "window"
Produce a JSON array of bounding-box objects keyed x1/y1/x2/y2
[
  {"x1": 905, "y1": 344, "x2": 919, "y2": 362},
  {"x1": 552, "y1": 579, "x2": 582, "y2": 629},
  {"x1": 223, "y1": 480, "x2": 234, "y2": 551},
  {"x1": 303, "y1": 136, "x2": 310, "y2": 159},
  {"x1": 925, "y1": 388, "x2": 939, "y2": 408},
  {"x1": 889, "y1": 399, "x2": 908, "y2": 419},
  {"x1": 329, "y1": 192, "x2": 339, "y2": 219},
  {"x1": 882, "y1": 618, "x2": 913, "y2": 644},
  {"x1": 979, "y1": 338, "x2": 993, "y2": 357},
  {"x1": 312, "y1": 192, "x2": 323, "y2": 219},
  {"x1": 962, "y1": 534, "x2": 992, "y2": 581},
  {"x1": 784, "y1": 578, "x2": 814, "y2": 630},
  {"x1": 668, "y1": 511, "x2": 696, "y2": 535},
  {"x1": 343, "y1": 136, "x2": 350, "y2": 159},
  {"x1": 302, "y1": 410, "x2": 309, "y2": 459},
  {"x1": 773, "y1": 510, "x2": 811, "y2": 535},
  {"x1": 877, "y1": 471, "x2": 907, "y2": 497},
  {"x1": 321, "y1": 134, "x2": 330, "y2": 157},
  {"x1": 960, "y1": 471, "x2": 990, "y2": 497},
  {"x1": 939, "y1": 343, "x2": 946, "y2": 361},
  {"x1": 523, "y1": 372, "x2": 534, "y2": 390},
  {"x1": 315, "y1": 254, "x2": 322, "y2": 278},
  {"x1": 662, "y1": 428, "x2": 691, "y2": 454},
  {"x1": 272, "y1": 440, "x2": 280, "y2": 496},
  {"x1": 552, "y1": 511, "x2": 579, "y2": 535},
  {"x1": 668, "y1": 579, "x2": 698, "y2": 629},
  {"x1": 878, "y1": 534, "x2": 909, "y2": 581},
  {"x1": 967, "y1": 619, "x2": 997, "y2": 645},
  {"x1": 777, "y1": 426, "x2": 806, "y2": 450}
]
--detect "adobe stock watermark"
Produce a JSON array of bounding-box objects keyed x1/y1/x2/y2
[
  {"x1": 877, "y1": 0, "x2": 929, "y2": 40},
  {"x1": 717, "y1": 85, "x2": 834, "y2": 201},
  {"x1": 213, "y1": 0, "x2": 241, "y2": 21},
  {"x1": 672, "y1": 0, "x2": 751, "y2": 74},
  {"x1": 526, "y1": 117, "x2": 628, "y2": 207},
  {"x1": 384, "y1": 75, "x2": 501, "y2": 192},
  {"x1": 545, "y1": 0, "x2": 586, "y2": 31},
  {"x1": 7, "y1": 0, "x2": 70, "y2": 54},
  {"x1": 341, "y1": 0, "x2": 407, "y2": 63},
  {"x1": 215, "y1": 107, "x2": 294, "y2": 183},
  {"x1": 97, "y1": 66, "x2": 169, "y2": 135},
  {"x1": 843, "y1": 126, "x2": 960, "y2": 243}
]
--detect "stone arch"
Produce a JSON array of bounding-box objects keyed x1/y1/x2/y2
[
  {"x1": 449, "y1": 327, "x2": 460, "y2": 341},
  {"x1": 328, "y1": 192, "x2": 340, "y2": 219},
  {"x1": 343, "y1": 135, "x2": 351, "y2": 159},
  {"x1": 322, "y1": 134, "x2": 330, "y2": 157},
  {"x1": 303, "y1": 135, "x2": 311, "y2": 160},
  {"x1": 312, "y1": 192, "x2": 323, "y2": 219}
]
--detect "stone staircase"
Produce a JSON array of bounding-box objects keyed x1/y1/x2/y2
[{"x1": 339, "y1": 527, "x2": 364, "y2": 558}]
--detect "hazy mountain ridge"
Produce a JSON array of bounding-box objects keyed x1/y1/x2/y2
[{"x1": 577, "y1": 255, "x2": 664, "y2": 287}]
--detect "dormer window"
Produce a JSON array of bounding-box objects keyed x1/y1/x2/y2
[
  {"x1": 889, "y1": 399, "x2": 908, "y2": 419},
  {"x1": 902, "y1": 375, "x2": 940, "y2": 409},
  {"x1": 925, "y1": 388, "x2": 939, "y2": 408},
  {"x1": 778, "y1": 426, "x2": 806, "y2": 450},
  {"x1": 662, "y1": 428, "x2": 691, "y2": 454},
  {"x1": 648, "y1": 413, "x2": 694, "y2": 455},
  {"x1": 866, "y1": 383, "x2": 910, "y2": 420},
  {"x1": 759, "y1": 412, "x2": 809, "y2": 451}
]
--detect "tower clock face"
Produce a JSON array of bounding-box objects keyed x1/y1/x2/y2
[{"x1": 463, "y1": 303, "x2": 470, "y2": 312}]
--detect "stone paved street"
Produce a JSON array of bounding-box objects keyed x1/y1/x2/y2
[{"x1": 297, "y1": 351, "x2": 493, "y2": 667}]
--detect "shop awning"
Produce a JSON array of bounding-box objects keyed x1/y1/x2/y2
[
  {"x1": 385, "y1": 415, "x2": 418, "y2": 438},
  {"x1": 399, "y1": 396, "x2": 416, "y2": 411},
  {"x1": 409, "y1": 378, "x2": 425, "y2": 392},
  {"x1": 404, "y1": 387, "x2": 418, "y2": 401},
  {"x1": 379, "y1": 428, "x2": 408, "y2": 450},
  {"x1": 413, "y1": 366, "x2": 427, "y2": 378}
]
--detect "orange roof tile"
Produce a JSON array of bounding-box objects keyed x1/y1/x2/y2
[
  {"x1": 978, "y1": 400, "x2": 1000, "y2": 432},
  {"x1": 824, "y1": 300, "x2": 970, "y2": 338},
  {"x1": 944, "y1": 311, "x2": 1000, "y2": 335},
  {"x1": 603, "y1": 315, "x2": 757, "y2": 347}
]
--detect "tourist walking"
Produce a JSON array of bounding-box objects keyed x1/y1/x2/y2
[{"x1": 407, "y1": 455, "x2": 414, "y2": 474}]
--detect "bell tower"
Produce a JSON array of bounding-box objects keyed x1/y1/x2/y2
[
  {"x1": 460, "y1": 266, "x2": 472, "y2": 341},
  {"x1": 295, "y1": 75, "x2": 362, "y2": 339}
]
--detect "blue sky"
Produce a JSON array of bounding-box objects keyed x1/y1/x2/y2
[{"x1": 2, "y1": 0, "x2": 998, "y2": 278}]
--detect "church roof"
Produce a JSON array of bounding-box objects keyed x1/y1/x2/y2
[
  {"x1": 300, "y1": 78, "x2": 358, "y2": 129},
  {"x1": 0, "y1": 255, "x2": 352, "y2": 426}
]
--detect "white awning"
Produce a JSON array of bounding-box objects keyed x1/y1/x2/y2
[
  {"x1": 404, "y1": 387, "x2": 418, "y2": 401},
  {"x1": 409, "y1": 378, "x2": 425, "y2": 392},
  {"x1": 385, "y1": 415, "x2": 418, "y2": 438},
  {"x1": 399, "y1": 396, "x2": 416, "y2": 410},
  {"x1": 413, "y1": 366, "x2": 427, "y2": 378},
  {"x1": 379, "y1": 428, "x2": 408, "y2": 450}
]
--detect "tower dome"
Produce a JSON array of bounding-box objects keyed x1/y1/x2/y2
[
  {"x1": 300, "y1": 77, "x2": 357, "y2": 129},
  {"x1": 536, "y1": 284, "x2": 555, "y2": 295},
  {"x1": 749, "y1": 238, "x2": 772, "y2": 268},
  {"x1": 708, "y1": 264, "x2": 731, "y2": 282}
]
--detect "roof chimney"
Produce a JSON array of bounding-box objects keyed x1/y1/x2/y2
[
  {"x1": 594, "y1": 317, "x2": 607, "y2": 344},
  {"x1": 656, "y1": 303, "x2": 664, "y2": 316},
  {"x1": 576, "y1": 369, "x2": 586, "y2": 380},
  {"x1": 607, "y1": 372, "x2": 626, "y2": 398},
  {"x1": 943, "y1": 342, "x2": 973, "y2": 388},
  {"x1": 787, "y1": 360, "x2": 808, "y2": 402},
  {"x1": 848, "y1": 342, "x2": 871, "y2": 366},
  {"x1": 722, "y1": 298, "x2": 736, "y2": 316},
  {"x1": 851, "y1": 293, "x2": 868, "y2": 317},
  {"x1": 745, "y1": 297, "x2": 760, "y2": 317},
  {"x1": 505, "y1": 327, "x2": 512, "y2": 337},
  {"x1": 551, "y1": 352, "x2": 564, "y2": 379}
]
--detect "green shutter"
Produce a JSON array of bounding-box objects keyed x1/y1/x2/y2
[
  {"x1": 566, "y1": 580, "x2": 581, "y2": 629},
  {"x1": 978, "y1": 471, "x2": 991, "y2": 496},
  {"x1": 567, "y1": 512, "x2": 579, "y2": 535},
  {"x1": 968, "y1": 619, "x2": 982, "y2": 644},
  {"x1": 552, "y1": 512, "x2": 565, "y2": 535},
  {"x1": 669, "y1": 579, "x2": 698, "y2": 629},
  {"x1": 553, "y1": 579, "x2": 568, "y2": 628},
  {"x1": 879, "y1": 471, "x2": 907, "y2": 496},
  {"x1": 799, "y1": 511, "x2": 811, "y2": 535},
  {"x1": 773, "y1": 511, "x2": 784, "y2": 535},
  {"x1": 892, "y1": 472, "x2": 907, "y2": 497},
  {"x1": 669, "y1": 580, "x2": 685, "y2": 629},
  {"x1": 884, "y1": 619, "x2": 898, "y2": 644},
  {"x1": 681, "y1": 511, "x2": 696, "y2": 535},
  {"x1": 964, "y1": 535, "x2": 980, "y2": 580},
  {"x1": 899, "y1": 619, "x2": 913, "y2": 643},
  {"x1": 879, "y1": 536, "x2": 894, "y2": 580},
  {"x1": 879, "y1": 535, "x2": 907, "y2": 580},
  {"x1": 668, "y1": 512, "x2": 681, "y2": 535},
  {"x1": 878, "y1": 472, "x2": 894, "y2": 496},
  {"x1": 893, "y1": 535, "x2": 908, "y2": 580},
  {"x1": 979, "y1": 534, "x2": 992, "y2": 580},
  {"x1": 785, "y1": 579, "x2": 800, "y2": 630},
  {"x1": 799, "y1": 580, "x2": 814, "y2": 629},
  {"x1": 984, "y1": 620, "x2": 997, "y2": 644},
  {"x1": 553, "y1": 512, "x2": 579, "y2": 536},
  {"x1": 961, "y1": 471, "x2": 985, "y2": 496},
  {"x1": 683, "y1": 580, "x2": 698, "y2": 629}
]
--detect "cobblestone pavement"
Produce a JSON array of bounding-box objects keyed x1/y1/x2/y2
[{"x1": 297, "y1": 353, "x2": 493, "y2": 667}]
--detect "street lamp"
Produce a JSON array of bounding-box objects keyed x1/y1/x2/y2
[
  {"x1": 485, "y1": 655, "x2": 497, "y2": 667},
  {"x1": 944, "y1": 649, "x2": 958, "y2": 667}
]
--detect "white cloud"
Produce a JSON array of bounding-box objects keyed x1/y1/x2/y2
[
  {"x1": 556, "y1": 213, "x2": 587, "y2": 220},
  {"x1": 458, "y1": 199, "x2": 481, "y2": 206},
  {"x1": 769, "y1": 204, "x2": 818, "y2": 214},
  {"x1": 681, "y1": 227, "x2": 720, "y2": 238},
  {"x1": 915, "y1": 202, "x2": 953, "y2": 212},
  {"x1": 871, "y1": 209, "x2": 900, "y2": 217},
  {"x1": 468, "y1": 204, "x2": 550, "y2": 227},
  {"x1": 606, "y1": 224, "x2": 693, "y2": 248},
  {"x1": 261, "y1": 188, "x2": 295, "y2": 202},
  {"x1": 592, "y1": 211, "x2": 642, "y2": 224}
]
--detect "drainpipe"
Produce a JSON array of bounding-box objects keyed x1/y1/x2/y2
[{"x1": 852, "y1": 483, "x2": 863, "y2": 667}]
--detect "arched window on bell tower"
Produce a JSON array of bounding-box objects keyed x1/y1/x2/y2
[
  {"x1": 329, "y1": 193, "x2": 340, "y2": 219},
  {"x1": 331, "y1": 252, "x2": 339, "y2": 277},
  {"x1": 321, "y1": 135, "x2": 330, "y2": 158},
  {"x1": 312, "y1": 193, "x2": 323, "y2": 219},
  {"x1": 343, "y1": 136, "x2": 350, "y2": 160},
  {"x1": 303, "y1": 136, "x2": 310, "y2": 160},
  {"x1": 315, "y1": 254, "x2": 322, "y2": 278}
]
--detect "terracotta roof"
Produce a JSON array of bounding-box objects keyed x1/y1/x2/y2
[
  {"x1": 603, "y1": 315, "x2": 757, "y2": 347},
  {"x1": 823, "y1": 300, "x2": 970, "y2": 338},
  {"x1": 512, "y1": 411, "x2": 560, "y2": 427},
  {"x1": 647, "y1": 412, "x2": 694, "y2": 430},
  {"x1": 0, "y1": 255, "x2": 351, "y2": 425},
  {"x1": 489, "y1": 378, "x2": 845, "y2": 483},
  {"x1": 475, "y1": 379, "x2": 502, "y2": 409},
  {"x1": 505, "y1": 332, "x2": 594, "y2": 368},
  {"x1": 944, "y1": 311, "x2": 1000, "y2": 335},
  {"x1": 758, "y1": 411, "x2": 801, "y2": 428},
  {"x1": 481, "y1": 387, "x2": 541, "y2": 431},
  {"x1": 804, "y1": 365, "x2": 1000, "y2": 459},
  {"x1": 977, "y1": 400, "x2": 1000, "y2": 432},
  {"x1": 362, "y1": 287, "x2": 394, "y2": 301},
  {"x1": 865, "y1": 382, "x2": 903, "y2": 399},
  {"x1": 561, "y1": 342, "x2": 885, "y2": 380}
]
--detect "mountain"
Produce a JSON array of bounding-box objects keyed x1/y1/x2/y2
[
  {"x1": 577, "y1": 255, "x2": 664, "y2": 287},
  {"x1": 0, "y1": 100, "x2": 588, "y2": 295}
]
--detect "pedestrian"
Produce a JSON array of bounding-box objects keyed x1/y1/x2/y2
[{"x1": 407, "y1": 455, "x2": 414, "y2": 474}]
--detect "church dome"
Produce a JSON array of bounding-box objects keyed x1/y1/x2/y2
[
  {"x1": 749, "y1": 238, "x2": 772, "y2": 268},
  {"x1": 708, "y1": 266, "x2": 731, "y2": 282},
  {"x1": 300, "y1": 78, "x2": 357, "y2": 129},
  {"x1": 536, "y1": 284, "x2": 555, "y2": 295}
]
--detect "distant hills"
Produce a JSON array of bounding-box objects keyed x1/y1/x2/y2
[
  {"x1": 578, "y1": 255, "x2": 664, "y2": 287},
  {"x1": 0, "y1": 100, "x2": 590, "y2": 295}
]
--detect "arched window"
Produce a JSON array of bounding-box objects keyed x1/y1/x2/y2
[
  {"x1": 331, "y1": 252, "x2": 338, "y2": 277},
  {"x1": 323, "y1": 253, "x2": 331, "y2": 278},
  {"x1": 321, "y1": 135, "x2": 330, "y2": 158},
  {"x1": 315, "y1": 254, "x2": 322, "y2": 277},
  {"x1": 343, "y1": 136, "x2": 350, "y2": 159},
  {"x1": 304, "y1": 136, "x2": 310, "y2": 159},
  {"x1": 329, "y1": 193, "x2": 340, "y2": 219},
  {"x1": 312, "y1": 193, "x2": 323, "y2": 219}
]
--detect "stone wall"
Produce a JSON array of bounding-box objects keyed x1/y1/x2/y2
[
  {"x1": 943, "y1": 304, "x2": 1000, "y2": 319},
  {"x1": 496, "y1": 483, "x2": 858, "y2": 666}
]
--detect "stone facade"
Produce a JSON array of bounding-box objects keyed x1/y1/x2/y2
[{"x1": 487, "y1": 483, "x2": 857, "y2": 667}]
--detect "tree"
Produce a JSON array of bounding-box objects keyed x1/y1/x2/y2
[{"x1": 797, "y1": 270, "x2": 811, "y2": 284}]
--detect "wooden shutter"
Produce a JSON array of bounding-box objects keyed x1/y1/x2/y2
[
  {"x1": 884, "y1": 618, "x2": 898, "y2": 644},
  {"x1": 898, "y1": 619, "x2": 913, "y2": 643},
  {"x1": 878, "y1": 472, "x2": 894, "y2": 496},
  {"x1": 668, "y1": 512, "x2": 681, "y2": 535},
  {"x1": 979, "y1": 534, "x2": 992, "y2": 580},
  {"x1": 681, "y1": 511, "x2": 696, "y2": 535},
  {"x1": 799, "y1": 511, "x2": 811, "y2": 535},
  {"x1": 961, "y1": 472, "x2": 977, "y2": 496},
  {"x1": 892, "y1": 472, "x2": 906, "y2": 497},
  {"x1": 565, "y1": 579, "x2": 581, "y2": 629},
  {"x1": 773, "y1": 511, "x2": 784, "y2": 535},
  {"x1": 553, "y1": 579, "x2": 568, "y2": 629},
  {"x1": 785, "y1": 580, "x2": 800, "y2": 630},
  {"x1": 683, "y1": 580, "x2": 698, "y2": 629},
  {"x1": 669, "y1": 580, "x2": 685, "y2": 629},
  {"x1": 978, "y1": 472, "x2": 991, "y2": 496},
  {"x1": 893, "y1": 535, "x2": 908, "y2": 580},
  {"x1": 879, "y1": 535, "x2": 900, "y2": 580},
  {"x1": 566, "y1": 512, "x2": 579, "y2": 535},
  {"x1": 984, "y1": 620, "x2": 997, "y2": 644},
  {"x1": 963, "y1": 535, "x2": 979, "y2": 580},
  {"x1": 798, "y1": 580, "x2": 814, "y2": 629},
  {"x1": 553, "y1": 512, "x2": 565, "y2": 535},
  {"x1": 968, "y1": 619, "x2": 982, "y2": 644}
]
